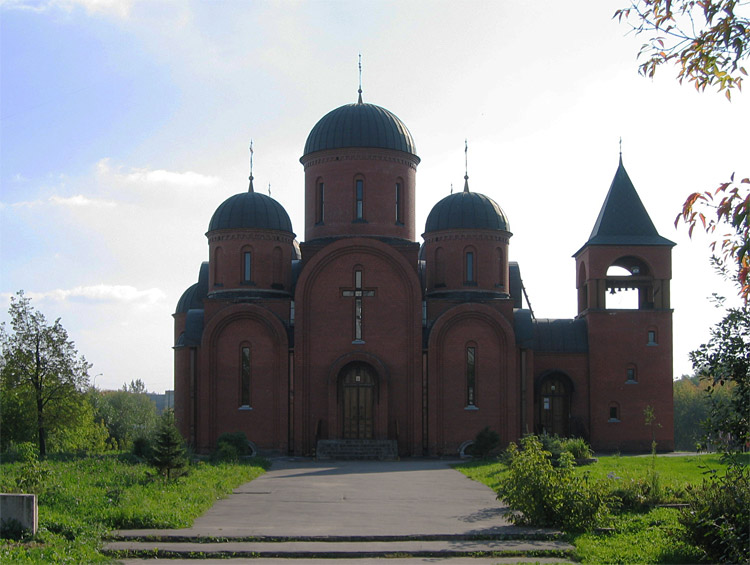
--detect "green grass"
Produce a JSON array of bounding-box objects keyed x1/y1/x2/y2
[
  {"x1": 456, "y1": 453, "x2": 744, "y2": 564},
  {"x1": 0, "y1": 453, "x2": 268, "y2": 563}
]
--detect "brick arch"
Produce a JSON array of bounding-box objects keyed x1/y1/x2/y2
[
  {"x1": 199, "y1": 303, "x2": 289, "y2": 452},
  {"x1": 427, "y1": 303, "x2": 518, "y2": 453}
]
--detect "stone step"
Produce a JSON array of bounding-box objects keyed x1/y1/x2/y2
[
  {"x1": 104, "y1": 538, "x2": 575, "y2": 560},
  {"x1": 316, "y1": 439, "x2": 398, "y2": 460}
]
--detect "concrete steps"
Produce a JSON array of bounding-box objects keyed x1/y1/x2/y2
[
  {"x1": 104, "y1": 534, "x2": 576, "y2": 561},
  {"x1": 316, "y1": 439, "x2": 398, "y2": 460}
]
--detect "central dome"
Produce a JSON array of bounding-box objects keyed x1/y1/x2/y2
[{"x1": 302, "y1": 102, "x2": 418, "y2": 158}]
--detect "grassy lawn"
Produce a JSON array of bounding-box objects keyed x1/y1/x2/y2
[
  {"x1": 0, "y1": 454, "x2": 268, "y2": 562},
  {"x1": 456, "y1": 453, "x2": 744, "y2": 564}
]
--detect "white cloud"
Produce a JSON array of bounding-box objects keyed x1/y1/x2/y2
[
  {"x1": 49, "y1": 194, "x2": 117, "y2": 207},
  {"x1": 0, "y1": 0, "x2": 133, "y2": 19},
  {"x1": 96, "y1": 158, "x2": 221, "y2": 189},
  {"x1": 21, "y1": 285, "x2": 165, "y2": 305}
]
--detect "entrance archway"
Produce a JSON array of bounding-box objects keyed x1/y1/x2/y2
[
  {"x1": 340, "y1": 362, "x2": 376, "y2": 439},
  {"x1": 535, "y1": 373, "x2": 573, "y2": 437}
]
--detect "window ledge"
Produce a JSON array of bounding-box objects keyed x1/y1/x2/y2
[
  {"x1": 647, "y1": 343, "x2": 658, "y2": 347},
  {"x1": 625, "y1": 379, "x2": 638, "y2": 384},
  {"x1": 238, "y1": 405, "x2": 253, "y2": 411},
  {"x1": 463, "y1": 281, "x2": 478, "y2": 287},
  {"x1": 608, "y1": 418, "x2": 621, "y2": 423},
  {"x1": 240, "y1": 281, "x2": 256, "y2": 286},
  {"x1": 464, "y1": 405, "x2": 479, "y2": 411},
  {"x1": 351, "y1": 339, "x2": 365, "y2": 345}
]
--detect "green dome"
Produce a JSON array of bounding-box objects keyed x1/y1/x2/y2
[
  {"x1": 425, "y1": 190, "x2": 509, "y2": 233},
  {"x1": 303, "y1": 102, "x2": 418, "y2": 158},
  {"x1": 208, "y1": 192, "x2": 293, "y2": 234}
]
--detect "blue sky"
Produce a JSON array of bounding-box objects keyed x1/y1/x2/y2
[{"x1": 1, "y1": 0, "x2": 748, "y2": 393}]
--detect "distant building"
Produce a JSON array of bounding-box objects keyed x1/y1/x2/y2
[
  {"x1": 147, "y1": 391, "x2": 174, "y2": 414},
  {"x1": 174, "y1": 91, "x2": 674, "y2": 456}
]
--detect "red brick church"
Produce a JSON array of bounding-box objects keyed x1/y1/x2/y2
[{"x1": 174, "y1": 90, "x2": 675, "y2": 456}]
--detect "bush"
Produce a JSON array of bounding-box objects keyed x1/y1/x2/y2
[
  {"x1": 497, "y1": 435, "x2": 614, "y2": 532},
  {"x1": 132, "y1": 436, "x2": 152, "y2": 460},
  {"x1": 469, "y1": 426, "x2": 500, "y2": 459},
  {"x1": 214, "y1": 442, "x2": 239, "y2": 462},
  {"x1": 680, "y1": 465, "x2": 750, "y2": 564},
  {"x1": 561, "y1": 437, "x2": 593, "y2": 460},
  {"x1": 216, "y1": 432, "x2": 252, "y2": 456}
]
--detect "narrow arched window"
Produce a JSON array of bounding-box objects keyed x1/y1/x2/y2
[
  {"x1": 243, "y1": 250, "x2": 252, "y2": 283},
  {"x1": 214, "y1": 246, "x2": 224, "y2": 287},
  {"x1": 608, "y1": 402, "x2": 620, "y2": 422},
  {"x1": 465, "y1": 250, "x2": 475, "y2": 284},
  {"x1": 240, "y1": 346, "x2": 251, "y2": 408},
  {"x1": 316, "y1": 181, "x2": 325, "y2": 224},
  {"x1": 395, "y1": 181, "x2": 403, "y2": 224},
  {"x1": 355, "y1": 178, "x2": 364, "y2": 220},
  {"x1": 466, "y1": 345, "x2": 477, "y2": 407},
  {"x1": 497, "y1": 247, "x2": 505, "y2": 288},
  {"x1": 272, "y1": 246, "x2": 283, "y2": 286}
]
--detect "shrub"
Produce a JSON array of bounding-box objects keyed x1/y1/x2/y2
[
  {"x1": 497, "y1": 435, "x2": 614, "y2": 532},
  {"x1": 132, "y1": 436, "x2": 152, "y2": 460},
  {"x1": 469, "y1": 426, "x2": 500, "y2": 459},
  {"x1": 680, "y1": 465, "x2": 750, "y2": 564},
  {"x1": 561, "y1": 437, "x2": 593, "y2": 460},
  {"x1": 216, "y1": 431, "x2": 252, "y2": 456},
  {"x1": 214, "y1": 442, "x2": 239, "y2": 462}
]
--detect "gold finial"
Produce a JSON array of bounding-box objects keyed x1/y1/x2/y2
[
  {"x1": 248, "y1": 140, "x2": 254, "y2": 193},
  {"x1": 357, "y1": 53, "x2": 363, "y2": 104}
]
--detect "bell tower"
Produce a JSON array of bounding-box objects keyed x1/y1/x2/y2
[{"x1": 574, "y1": 157, "x2": 675, "y2": 451}]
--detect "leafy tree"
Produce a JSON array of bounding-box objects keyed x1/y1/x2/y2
[
  {"x1": 689, "y1": 303, "x2": 750, "y2": 457},
  {"x1": 92, "y1": 379, "x2": 158, "y2": 449},
  {"x1": 150, "y1": 410, "x2": 188, "y2": 481},
  {"x1": 673, "y1": 373, "x2": 735, "y2": 450},
  {"x1": 0, "y1": 291, "x2": 91, "y2": 457},
  {"x1": 615, "y1": 0, "x2": 749, "y2": 98}
]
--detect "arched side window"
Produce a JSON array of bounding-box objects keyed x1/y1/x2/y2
[
  {"x1": 626, "y1": 363, "x2": 638, "y2": 383},
  {"x1": 464, "y1": 247, "x2": 477, "y2": 285},
  {"x1": 435, "y1": 247, "x2": 446, "y2": 288},
  {"x1": 608, "y1": 402, "x2": 620, "y2": 422},
  {"x1": 316, "y1": 178, "x2": 325, "y2": 224},
  {"x1": 239, "y1": 344, "x2": 252, "y2": 409},
  {"x1": 272, "y1": 246, "x2": 283, "y2": 287},
  {"x1": 466, "y1": 343, "x2": 477, "y2": 408},
  {"x1": 395, "y1": 178, "x2": 404, "y2": 225},
  {"x1": 241, "y1": 246, "x2": 253, "y2": 284},
  {"x1": 496, "y1": 247, "x2": 505, "y2": 288},
  {"x1": 354, "y1": 176, "x2": 365, "y2": 220},
  {"x1": 214, "y1": 246, "x2": 224, "y2": 287},
  {"x1": 647, "y1": 328, "x2": 658, "y2": 345}
]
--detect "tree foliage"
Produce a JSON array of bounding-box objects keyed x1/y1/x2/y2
[
  {"x1": 0, "y1": 291, "x2": 92, "y2": 457},
  {"x1": 149, "y1": 410, "x2": 188, "y2": 481},
  {"x1": 689, "y1": 303, "x2": 750, "y2": 456},
  {"x1": 676, "y1": 176, "x2": 750, "y2": 302},
  {"x1": 615, "y1": 0, "x2": 750, "y2": 99},
  {"x1": 92, "y1": 379, "x2": 158, "y2": 450}
]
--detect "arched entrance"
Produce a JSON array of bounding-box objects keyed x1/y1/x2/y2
[
  {"x1": 535, "y1": 373, "x2": 573, "y2": 437},
  {"x1": 340, "y1": 362, "x2": 376, "y2": 439}
]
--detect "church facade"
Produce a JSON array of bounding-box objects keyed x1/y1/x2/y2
[{"x1": 173, "y1": 93, "x2": 675, "y2": 456}]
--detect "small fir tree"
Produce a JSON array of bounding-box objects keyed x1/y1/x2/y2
[{"x1": 150, "y1": 410, "x2": 187, "y2": 481}]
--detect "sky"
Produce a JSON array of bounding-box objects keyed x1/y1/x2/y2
[{"x1": 1, "y1": 0, "x2": 748, "y2": 393}]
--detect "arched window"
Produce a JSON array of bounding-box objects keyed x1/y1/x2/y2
[
  {"x1": 466, "y1": 344, "x2": 477, "y2": 407},
  {"x1": 395, "y1": 180, "x2": 404, "y2": 224},
  {"x1": 435, "y1": 247, "x2": 446, "y2": 287},
  {"x1": 316, "y1": 179, "x2": 325, "y2": 224},
  {"x1": 608, "y1": 402, "x2": 620, "y2": 422},
  {"x1": 354, "y1": 177, "x2": 364, "y2": 220},
  {"x1": 626, "y1": 364, "x2": 638, "y2": 383},
  {"x1": 213, "y1": 246, "x2": 224, "y2": 287},
  {"x1": 464, "y1": 247, "x2": 476, "y2": 285},
  {"x1": 240, "y1": 345, "x2": 251, "y2": 408},
  {"x1": 496, "y1": 247, "x2": 505, "y2": 288},
  {"x1": 272, "y1": 246, "x2": 283, "y2": 287},
  {"x1": 241, "y1": 247, "x2": 253, "y2": 284},
  {"x1": 647, "y1": 328, "x2": 658, "y2": 345}
]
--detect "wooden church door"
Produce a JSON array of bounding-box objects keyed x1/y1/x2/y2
[
  {"x1": 341, "y1": 363, "x2": 375, "y2": 439},
  {"x1": 538, "y1": 376, "x2": 570, "y2": 437}
]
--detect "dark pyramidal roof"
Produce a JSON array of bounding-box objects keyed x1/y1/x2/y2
[
  {"x1": 303, "y1": 100, "x2": 418, "y2": 158},
  {"x1": 424, "y1": 180, "x2": 510, "y2": 233},
  {"x1": 585, "y1": 158, "x2": 675, "y2": 247},
  {"x1": 208, "y1": 190, "x2": 294, "y2": 234}
]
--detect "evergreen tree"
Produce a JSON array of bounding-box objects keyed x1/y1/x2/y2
[{"x1": 150, "y1": 410, "x2": 187, "y2": 481}]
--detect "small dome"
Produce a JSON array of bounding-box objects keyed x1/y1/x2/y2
[
  {"x1": 302, "y1": 102, "x2": 418, "y2": 158},
  {"x1": 425, "y1": 191, "x2": 510, "y2": 233},
  {"x1": 208, "y1": 191, "x2": 294, "y2": 234}
]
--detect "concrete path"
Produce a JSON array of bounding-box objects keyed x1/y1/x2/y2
[{"x1": 109, "y1": 458, "x2": 575, "y2": 563}]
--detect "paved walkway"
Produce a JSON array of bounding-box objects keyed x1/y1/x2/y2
[{"x1": 110, "y1": 458, "x2": 574, "y2": 564}]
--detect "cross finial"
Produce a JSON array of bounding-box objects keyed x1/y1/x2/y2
[
  {"x1": 463, "y1": 139, "x2": 470, "y2": 193},
  {"x1": 450, "y1": 183, "x2": 453, "y2": 194},
  {"x1": 248, "y1": 140, "x2": 254, "y2": 193},
  {"x1": 357, "y1": 53, "x2": 363, "y2": 104},
  {"x1": 619, "y1": 136, "x2": 622, "y2": 157},
  {"x1": 268, "y1": 182, "x2": 271, "y2": 197}
]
